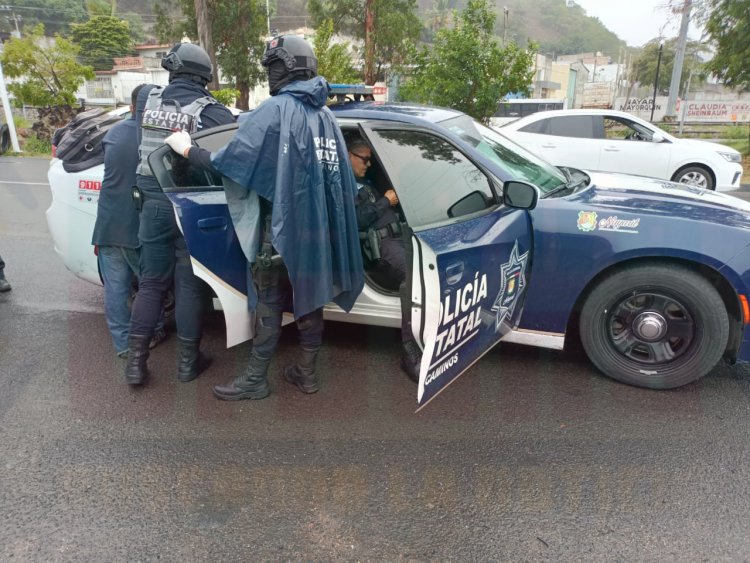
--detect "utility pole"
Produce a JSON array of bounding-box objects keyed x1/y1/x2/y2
[
  {"x1": 651, "y1": 40, "x2": 664, "y2": 122},
  {"x1": 502, "y1": 7, "x2": 509, "y2": 46},
  {"x1": 665, "y1": 0, "x2": 692, "y2": 119},
  {"x1": 0, "y1": 61, "x2": 21, "y2": 153},
  {"x1": 193, "y1": 0, "x2": 220, "y2": 91}
]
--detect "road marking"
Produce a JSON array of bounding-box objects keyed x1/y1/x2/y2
[{"x1": 0, "y1": 180, "x2": 49, "y2": 185}]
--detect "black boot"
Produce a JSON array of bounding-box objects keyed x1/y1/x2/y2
[
  {"x1": 213, "y1": 355, "x2": 270, "y2": 400},
  {"x1": 124, "y1": 333, "x2": 151, "y2": 386},
  {"x1": 400, "y1": 339, "x2": 422, "y2": 383},
  {"x1": 282, "y1": 348, "x2": 320, "y2": 394},
  {"x1": 177, "y1": 337, "x2": 211, "y2": 383}
]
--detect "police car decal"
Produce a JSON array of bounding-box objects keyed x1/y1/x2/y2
[{"x1": 491, "y1": 241, "x2": 529, "y2": 331}]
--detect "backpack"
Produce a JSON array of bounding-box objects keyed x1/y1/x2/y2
[{"x1": 53, "y1": 108, "x2": 125, "y2": 173}]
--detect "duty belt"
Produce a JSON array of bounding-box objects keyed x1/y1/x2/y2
[{"x1": 375, "y1": 221, "x2": 402, "y2": 239}]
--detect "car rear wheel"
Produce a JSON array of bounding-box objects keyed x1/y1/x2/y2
[
  {"x1": 672, "y1": 165, "x2": 714, "y2": 190},
  {"x1": 579, "y1": 264, "x2": 729, "y2": 389}
]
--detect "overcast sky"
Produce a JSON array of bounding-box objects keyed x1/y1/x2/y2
[{"x1": 572, "y1": 0, "x2": 701, "y2": 47}]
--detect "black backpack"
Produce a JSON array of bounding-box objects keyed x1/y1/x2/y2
[{"x1": 53, "y1": 108, "x2": 124, "y2": 172}]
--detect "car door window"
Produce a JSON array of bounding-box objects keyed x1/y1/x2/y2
[
  {"x1": 545, "y1": 115, "x2": 595, "y2": 138},
  {"x1": 368, "y1": 129, "x2": 495, "y2": 229},
  {"x1": 603, "y1": 116, "x2": 654, "y2": 141},
  {"x1": 518, "y1": 119, "x2": 547, "y2": 134}
]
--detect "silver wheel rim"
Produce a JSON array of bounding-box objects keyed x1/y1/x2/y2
[{"x1": 679, "y1": 170, "x2": 707, "y2": 189}]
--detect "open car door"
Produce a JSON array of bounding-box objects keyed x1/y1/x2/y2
[
  {"x1": 148, "y1": 123, "x2": 254, "y2": 347},
  {"x1": 359, "y1": 124, "x2": 534, "y2": 408}
]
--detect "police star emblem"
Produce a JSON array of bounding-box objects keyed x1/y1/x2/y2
[{"x1": 491, "y1": 240, "x2": 529, "y2": 332}]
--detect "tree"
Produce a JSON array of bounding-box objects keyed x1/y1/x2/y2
[
  {"x1": 314, "y1": 19, "x2": 360, "y2": 83},
  {"x1": 155, "y1": 0, "x2": 268, "y2": 111},
  {"x1": 629, "y1": 38, "x2": 708, "y2": 95},
  {"x1": 702, "y1": 0, "x2": 750, "y2": 91},
  {"x1": 11, "y1": 0, "x2": 87, "y2": 35},
  {"x1": 212, "y1": 0, "x2": 267, "y2": 110},
  {"x1": 71, "y1": 16, "x2": 134, "y2": 71},
  {"x1": 399, "y1": 0, "x2": 536, "y2": 124},
  {"x1": 0, "y1": 24, "x2": 94, "y2": 107},
  {"x1": 308, "y1": 0, "x2": 422, "y2": 84}
]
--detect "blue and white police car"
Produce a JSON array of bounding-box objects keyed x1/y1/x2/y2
[{"x1": 142, "y1": 97, "x2": 750, "y2": 407}]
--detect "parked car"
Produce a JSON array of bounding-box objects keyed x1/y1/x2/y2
[
  {"x1": 497, "y1": 109, "x2": 744, "y2": 191},
  {"x1": 48, "y1": 99, "x2": 750, "y2": 406}
]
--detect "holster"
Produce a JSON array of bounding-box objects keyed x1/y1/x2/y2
[{"x1": 131, "y1": 185, "x2": 143, "y2": 211}]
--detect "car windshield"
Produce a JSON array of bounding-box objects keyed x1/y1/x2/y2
[{"x1": 438, "y1": 115, "x2": 567, "y2": 193}]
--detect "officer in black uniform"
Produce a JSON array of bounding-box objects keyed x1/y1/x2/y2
[
  {"x1": 124, "y1": 42, "x2": 235, "y2": 386},
  {"x1": 347, "y1": 137, "x2": 421, "y2": 382}
]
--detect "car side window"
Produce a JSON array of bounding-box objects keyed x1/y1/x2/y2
[
  {"x1": 519, "y1": 119, "x2": 548, "y2": 134},
  {"x1": 370, "y1": 129, "x2": 495, "y2": 229},
  {"x1": 603, "y1": 116, "x2": 653, "y2": 141},
  {"x1": 546, "y1": 116, "x2": 596, "y2": 138},
  {"x1": 157, "y1": 126, "x2": 237, "y2": 190}
]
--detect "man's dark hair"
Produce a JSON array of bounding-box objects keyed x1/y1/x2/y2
[
  {"x1": 346, "y1": 136, "x2": 370, "y2": 154},
  {"x1": 131, "y1": 83, "x2": 147, "y2": 108}
]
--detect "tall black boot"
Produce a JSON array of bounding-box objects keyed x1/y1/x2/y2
[
  {"x1": 212, "y1": 354, "x2": 271, "y2": 400},
  {"x1": 400, "y1": 339, "x2": 422, "y2": 383},
  {"x1": 282, "y1": 348, "x2": 320, "y2": 394},
  {"x1": 124, "y1": 333, "x2": 151, "y2": 386},
  {"x1": 177, "y1": 337, "x2": 211, "y2": 383}
]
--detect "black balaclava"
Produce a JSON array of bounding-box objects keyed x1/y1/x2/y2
[{"x1": 267, "y1": 60, "x2": 314, "y2": 96}]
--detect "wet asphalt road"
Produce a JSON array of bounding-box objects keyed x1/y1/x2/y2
[{"x1": 2, "y1": 157, "x2": 750, "y2": 561}]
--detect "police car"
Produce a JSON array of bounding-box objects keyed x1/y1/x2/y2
[
  {"x1": 143, "y1": 93, "x2": 750, "y2": 407},
  {"x1": 47, "y1": 92, "x2": 750, "y2": 406}
]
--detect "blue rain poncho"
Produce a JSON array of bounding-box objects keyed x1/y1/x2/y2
[{"x1": 211, "y1": 76, "x2": 365, "y2": 318}]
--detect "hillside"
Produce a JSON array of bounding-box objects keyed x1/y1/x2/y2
[{"x1": 108, "y1": 0, "x2": 626, "y2": 58}]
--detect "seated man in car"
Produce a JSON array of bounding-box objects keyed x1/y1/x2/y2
[{"x1": 347, "y1": 136, "x2": 421, "y2": 382}]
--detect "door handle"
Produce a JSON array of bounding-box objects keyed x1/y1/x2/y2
[
  {"x1": 197, "y1": 217, "x2": 227, "y2": 232},
  {"x1": 541, "y1": 144, "x2": 557, "y2": 149},
  {"x1": 603, "y1": 147, "x2": 620, "y2": 152},
  {"x1": 445, "y1": 262, "x2": 464, "y2": 285}
]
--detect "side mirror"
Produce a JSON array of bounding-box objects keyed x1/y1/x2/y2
[
  {"x1": 651, "y1": 132, "x2": 665, "y2": 143},
  {"x1": 448, "y1": 190, "x2": 489, "y2": 218},
  {"x1": 503, "y1": 181, "x2": 539, "y2": 210}
]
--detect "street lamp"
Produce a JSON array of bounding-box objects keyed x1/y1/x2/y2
[{"x1": 650, "y1": 40, "x2": 664, "y2": 122}]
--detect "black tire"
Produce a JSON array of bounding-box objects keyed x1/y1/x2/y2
[
  {"x1": 579, "y1": 264, "x2": 729, "y2": 389},
  {"x1": 672, "y1": 165, "x2": 714, "y2": 190},
  {"x1": 0, "y1": 126, "x2": 10, "y2": 155}
]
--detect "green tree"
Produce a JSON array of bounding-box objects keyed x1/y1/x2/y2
[
  {"x1": 308, "y1": 0, "x2": 422, "y2": 84},
  {"x1": 314, "y1": 19, "x2": 360, "y2": 83},
  {"x1": 155, "y1": 0, "x2": 268, "y2": 110},
  {"x1": 0, "y1": 24, "x2": 94, "y2": 107},
  {"x1": 399, "y1": 0, "x2": 536, "y2": 124},
  {"x1": 11, "y1": 0, "x2": 87, "y2": 35},
  {"x1": 629, "y1": 38, "x2": 708, "y2": 94},
  {"x1": 702, "y1": 0, "x2": 750, "y2": 91},
  {"x1": 71, "y1": 16, "x2": 134, "y2": 71}
]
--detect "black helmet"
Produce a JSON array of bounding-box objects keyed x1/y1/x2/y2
[
  {"x1": 261, "y1": 35, "x2": 317, "y2": 75},
  {"x1": 161, "y1": 42, "x2": 213, "y2": 83}
]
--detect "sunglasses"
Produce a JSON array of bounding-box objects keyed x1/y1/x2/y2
[{"x1": 350, "y1": 152, "x2": 372, "y2": 165}]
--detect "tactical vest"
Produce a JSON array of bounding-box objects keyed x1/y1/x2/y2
[{"x1": 136, "y1": 86, "x2": 217, "y2": 176}]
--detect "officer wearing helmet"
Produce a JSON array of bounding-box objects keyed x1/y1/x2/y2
[
  {"x1": 164, "y1": 35, "x2": 364, "y2": 401},
  {"x1": 124, "y1": 42, "x2": 235, "y2": 386}
]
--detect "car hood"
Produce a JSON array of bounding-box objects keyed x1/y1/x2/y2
[
  {"x1": 674, "y1": 137, "x2": 740, "y2": 156},
  {"x1": 582, "y1": 171, "x2": 750, "y2": 227}
]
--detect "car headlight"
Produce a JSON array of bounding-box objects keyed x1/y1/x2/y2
[{"x1": 718, "y1": 151, "x2": 742, "y2": 163}]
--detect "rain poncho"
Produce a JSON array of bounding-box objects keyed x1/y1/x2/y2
[{"x1": 211, "y1": 76, "x2": 365, "y2": 318}]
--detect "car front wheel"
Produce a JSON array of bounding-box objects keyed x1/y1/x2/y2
[
  {"x1": 672, "y1": 165, "x2": 714, "y2": 190},
  {"x1": 579, "y1": 264, "x2": 729, "y2": 389}
]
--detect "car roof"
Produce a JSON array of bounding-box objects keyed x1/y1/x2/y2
[
  {"x1": 511, "y1": 108, "x2": 647, "y2": 122},
  {"x1": 330, "y1": 101, "x2": 464, "y2": 126}
]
